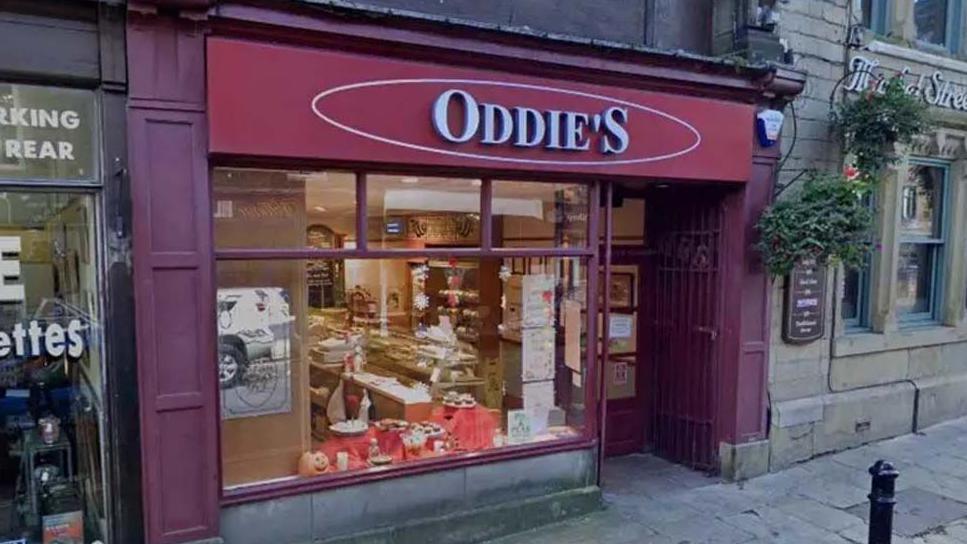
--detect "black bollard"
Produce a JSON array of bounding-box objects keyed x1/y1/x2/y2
[{"x1": 868, "y1": 460, "x2": 899, "y2": 544}]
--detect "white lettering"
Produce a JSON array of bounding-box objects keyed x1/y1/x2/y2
[
  {"x1": 58, "y1": 141, "x2": 74, "y2": 160},
  {"x1": 4, "y1": 140, "x2": 21, "y2": 159},
  {"x1": 67, "y1": 319, "x2": 85, "y2": 358},
  {"x1": 0, "y1": 237, "x2": 24, "y2": 303},
  {"x1": 432, "y1": 89, "x2": 479, "y2": 143},
  {"x1": 45, "y1": 323, "x2": 66, "y2": 357},
  {"x1": 0, "y1": 332, "x2": 10, "y2": 358},
  {"x1": 61, "y1": 110, "x2": 80, "y2": 130}
]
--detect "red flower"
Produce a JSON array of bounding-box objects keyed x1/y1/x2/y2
[{"x1": 844, "y1": 165, "x2": 861, "y2": 181}]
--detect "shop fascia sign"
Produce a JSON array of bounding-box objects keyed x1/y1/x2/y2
[
  {"x1": 0, "y1": 236, "x2": 86, "y2": 358},
  {"x1": 430, "y1": 88, "x2": 630, "y2": 155},
  {"x1": 846, "y1": 55, "x2": 967, "y2": 112},
  {"x1": 311, "y1": 80, "x2": 702, "y2": 167}
]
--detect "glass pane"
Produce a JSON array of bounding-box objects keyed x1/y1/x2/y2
[
  {"x1": 0, "y1": 192, "x2": 106, "y2": 543},
  {"x1": 492, "y1": 181, "x2": 588, "y2": 248},
  {"x1": 896, "y1": 243, "x2": 936, "y2": 317},
  {"x1": 842, "y1": 268, "x2": 861, "y2": 321},
  {"x1": 916, "y1": 0, "x2": 949, "y2": 45},
  {"x1": 862, "y1": 0, "x2": 874, "y2": 28},
  {"x1": 213, "y1": 168, "x2": 357, "y2": 249},
  {"x1": 217, "y1": 257, "x2": 586, "y2": 489},
  {"x1": 366, "y1": 175, "x2": 480, "y2": 248},
  {"x1": 900, "y1": 164, "x2": 944, "y2": 239}
]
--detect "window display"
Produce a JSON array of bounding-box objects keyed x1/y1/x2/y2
[
  {"x1": 0, "y1": 192, "x2": 105, "y2": 544},
  {"x1": 214, "y1": 169, "x2": 591, "y2": 489}
]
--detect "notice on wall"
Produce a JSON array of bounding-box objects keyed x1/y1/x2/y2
[
  {"x1": 522, "y1": 327, "x2": 555, "y2": 382},
  {"x1": 522, "y1": 380, "x2": 555, "y2": 435},
  {"x1": 506, "y1": 409, "x2": 532, "y2": 445},
  {"x1": 613, "y1": 361, "x2": 629, "y2": 386},
  {"x1": 609, "y1": 314, "x2": 633, "y2": 339},
  {"x1": 0, "y1": 83, "x2": 96, "y2": 182},
  {"x1": 782, "y1": 259, "x2": 827, "y2": 344},
  {"x1": 522, "y1": 274, "x2": 555, "y2": 328}
]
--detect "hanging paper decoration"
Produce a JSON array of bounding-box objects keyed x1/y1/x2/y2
[
  {"x1": 499, "y1": 264, "x2": 512, "y2": 282},
  {"x1": 414, "y1": 292, "x2": 430, "y2": 311}
]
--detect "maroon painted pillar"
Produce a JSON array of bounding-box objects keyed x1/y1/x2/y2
[
  {"x1": 128, "y1": 6, "x2": 219, "y2": 543},
  {"x1": 717, "y1": 138, "x2": 781, "y2": 448}
]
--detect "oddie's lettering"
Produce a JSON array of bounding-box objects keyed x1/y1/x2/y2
[{"x1": 432, "y1": 89, "x2": 630, "y2": 154}]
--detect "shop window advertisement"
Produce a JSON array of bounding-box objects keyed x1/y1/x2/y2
[{"x1": 0, "y1": 192, "x2": 106, "y2": 544}]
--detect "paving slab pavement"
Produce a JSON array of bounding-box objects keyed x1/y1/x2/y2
[{"x1": 486, "y1": 417, "x2": 967, "y2": 544}]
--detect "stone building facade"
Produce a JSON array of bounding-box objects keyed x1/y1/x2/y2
[{"x1": 768, "y1": 0, "x2": 967, "y2": 470}]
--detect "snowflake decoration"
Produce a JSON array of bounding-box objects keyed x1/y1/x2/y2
[
  {"x1": 413, "y1": 292, "x2": 430, "y2": 311},
  {"x1": 499, "y1": 265, "x2": 512, "y2": 282},
  {"x1": 412, "y1": 265, "x2": 430, "y2": 283}
]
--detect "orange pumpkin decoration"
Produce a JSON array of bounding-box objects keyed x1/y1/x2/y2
[{"x1": 298, "y1": 451, "x2": 330, "y2": 476}]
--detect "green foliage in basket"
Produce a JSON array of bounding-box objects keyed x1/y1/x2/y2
[
  {"x1": 832, "y1": 76, "x2": 931, "y2": 181},
  {"x1": 757, "y1": 172, "x2": 874, "y2": 277}
]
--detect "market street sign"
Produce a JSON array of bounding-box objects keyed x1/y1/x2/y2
[
  {"x1": 846, "y1": 55, "x2": 967, "y2": 112},
  {"x1": 782, "y1": 259, "x2": 826, "y2": 344},
  {"x1": 207, "y1": 37, "x2": 755, "y2": 182},
  {"x1": 0, "y1": 83, "x2": 97, "y2": 182}
]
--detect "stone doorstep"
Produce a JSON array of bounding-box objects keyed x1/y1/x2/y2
[{"x1": 315, "y1": 486, "x2": 602, "y2": 544}]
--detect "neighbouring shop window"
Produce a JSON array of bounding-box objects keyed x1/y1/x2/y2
[
  {"x1": 863, "y1": 0, "x2": 890, "y2": 34},
  {"x1": 896, "y1": 162, "x2": 947, "y2": 322},
  {"x1": 914, "y1": 0, "x2": 961, "y2": 49},
  {"x1": 0, "y1": 192, "x2": 106, "y2": 544},
  {"x1": 842, "y1": 264, "x2": 871, "y2": 328},
  {"x1": 213, "y1": 169, "x2": 590, "y2": 490}
]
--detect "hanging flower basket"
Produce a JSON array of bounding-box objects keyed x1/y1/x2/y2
[{"x1": 757, "y1": 171, "x2": 874, "y2": 277}]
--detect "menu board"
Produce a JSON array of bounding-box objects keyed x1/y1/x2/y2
[{"x1": 782, "y1": 259, "x2": 826, "y2": 344}]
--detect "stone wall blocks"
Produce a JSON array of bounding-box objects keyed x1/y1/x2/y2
[
  {"x1": 774, "y1": 397, "x2": 825, "y2": 428},
  {"x1": 915, "y1": 374, "x2": 967, "y2": 429},
  {"x1": 769, "y1": 421, "x2": 816, "y2": 470},
  {"x1": 909, "y1": 345, "x2": 943, "y2": 379},
  {"x1": 829, "y1": 350, "x2": 909, "y2": 390},
  {"x1": 814, "y1": 383, "x2": 916, "y2": 455}
]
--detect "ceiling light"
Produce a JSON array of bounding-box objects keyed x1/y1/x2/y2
[
  {"x1": 401, "y1": 177, "x2": 419, "y2": 184},
  {"x1": 313, "y1": 206, "x2": 327, "y2": 212}
]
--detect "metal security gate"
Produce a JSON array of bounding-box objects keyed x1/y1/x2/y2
[{"x1": 647, "y1": 192, "x2": 723, "y2": 470}]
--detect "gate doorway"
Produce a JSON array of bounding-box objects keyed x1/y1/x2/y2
[{"x1": 603, "y1": 185, "x2": 724, "y2": 472}]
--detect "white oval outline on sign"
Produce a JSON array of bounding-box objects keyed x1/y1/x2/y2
[{"x1": 310, "y1": 78, "x2": 702, "y2": 166}]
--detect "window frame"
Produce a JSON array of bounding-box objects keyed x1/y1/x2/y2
[
  {"x1": 896, "y1": 159, "x2": 950, "y2": 325},
  {"x1": 912, "y1": 0, "x2": 965, "y2": 53},
  {"x1": 842, "y1": 191, "x2": 877, "y2": 331},
  {"x1": 212, "y1": 167, "x2": 604, "y2": 503},
  {"x1": 864, "y1": 0, "x2": 892, "y2": 35}
]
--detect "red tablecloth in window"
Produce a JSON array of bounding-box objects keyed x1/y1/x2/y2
[
  {"x1": 429, "y1": 405, "x2": 499, "y2": 452},
  {"x1": 317, "y1": 406, "x2": 498, "y2": 471}
]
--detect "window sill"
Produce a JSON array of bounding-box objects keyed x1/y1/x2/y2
[
  {"x1": 833, "y1": 323, "x2": 967, "y2": 357},
  {"x1": 220, "y1": 436, "x2": 596, "y2": 506},
  {"x1": 867, "y1": 40, "x2": 967, "y2": 73}
]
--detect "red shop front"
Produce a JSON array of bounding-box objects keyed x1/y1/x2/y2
[{"x1": 126, "y1": 2, "x2": 804, "y2": 543}]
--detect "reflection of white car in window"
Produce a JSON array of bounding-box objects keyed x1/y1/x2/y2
[{"x1": 217, "y1": 288, "x2": 291, "y2": 389}]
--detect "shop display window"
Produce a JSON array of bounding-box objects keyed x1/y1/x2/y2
[
  {"x1": 212, "y1": 169, "x2": 357, "y2": 250},
  {"x1": 0, "y1": 192, "x2": 106, "y2": 543},
  {"x1": 214, "y1": 169, "x2": 594, "y2": 490},
  {"x1": 366, "y1": 175, "x2": 481, "y2": 248},
  {"x1": 492, "y1": 181, "x2": 588, "y2": 248}
]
